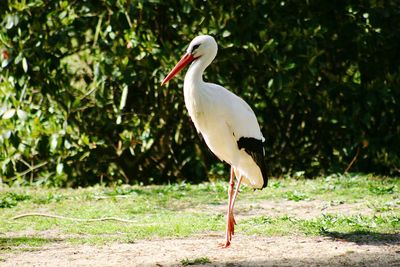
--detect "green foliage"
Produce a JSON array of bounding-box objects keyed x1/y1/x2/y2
[
  {"x1": 0, "y1": 192, "x2": 30, "y2": 208},
  {"x1": 0, "y1": 236, "x2": 57, "y2": 250},
  {"x1": 245, "y1": 215, "x2": 273, "y2": 225},
  {"x1": 284, "y1": 191, "x2": 310, "y2": 201},
  {"x1": 0, "y1": 1, "x2": 399, "y2": 185},
  {"x1": 181, "y1": 257, "x2": 211, "y2": 266},
  {"x1": 32, "y1": 192, "x2": 64, "y2": 204},
  {"x1": 302, "y1": 214, "x2": 400, "y2": 235},
  {"x1": 368, "y1": 184, "x2": 395, "y2": 195}
]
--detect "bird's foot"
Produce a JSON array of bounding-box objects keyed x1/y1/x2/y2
[
  {"x1": 218, "y1": 240, "x2": 231, "y2": 248},
  {"x1": 218, "y1": 212, "x2": 235, "y2": 248}
]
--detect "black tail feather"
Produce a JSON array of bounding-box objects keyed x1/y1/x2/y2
[{"x1": 237, "y1": 137, "x2": 268, "y2": 188}]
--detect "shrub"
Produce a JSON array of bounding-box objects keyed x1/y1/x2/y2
[{"x1": 0, "y1": 1, "x2": 399, "y2": 186}]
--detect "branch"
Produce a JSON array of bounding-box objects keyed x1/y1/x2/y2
[
  {"x1": 10, "y1": 161, "x2": 48, "y2": 181},
  {"x1": 11, "y1": 212, "x2": 138, "y2": 223},
  {"x1": 345, "y1": 146, "x2": 360, "y2": 173}
]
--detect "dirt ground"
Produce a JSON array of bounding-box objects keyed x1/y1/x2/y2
[
  {"x1": 2, "y1": 234, "x2": 399, "y2": 267},
  {"x1": 2, "y1": 200, "x2": 399, "y2": 266}
]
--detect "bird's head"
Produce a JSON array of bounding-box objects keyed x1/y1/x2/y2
[
  {"x1": 161, "y1": 35, "x2": 217, "y2": 86},
  {"x1": 187, "y1": 35, "x2": 217, "y2": 60}
]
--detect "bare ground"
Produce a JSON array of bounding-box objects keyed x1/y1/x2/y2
[
  {"x1": 1, "y1": 200, "x2": 399, "y2": 266},
  {"x1": 2, "y1": 234, "x2": 400, "y2": 267}
]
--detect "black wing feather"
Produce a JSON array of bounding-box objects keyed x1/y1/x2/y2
[{"x1": 237, "y1": 137, "x2": 268, "y2": 188}]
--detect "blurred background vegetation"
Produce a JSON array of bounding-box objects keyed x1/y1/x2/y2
[{"x1": 0, "y1": 0, "x2": 399, "y2": 187}]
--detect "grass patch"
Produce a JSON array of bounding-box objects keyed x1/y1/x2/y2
[
  {"x1": 239, "y1": 214, "x2": 400, "y2": 237},
  {"x1": 0, "y1": 236, "x2": 60, "y2": 252},
  {"x1": 181, "y1": 257, "x2": 211, "y2": 266},
  {"x1": 300, "y1": 214, "x2": 400, "y2": 235},
  {"x1": 284, "y1": 191, "x2": 310, "y2": 201},
  {"x1": 368, "y1": 184, "x2": 395, "y2": 195},
  {"x1": 0, "y1": 173, "x2": 398, "y2": 252},
  {"x1": 0, "y1": 192, "x2": 31, "y2": 208}
]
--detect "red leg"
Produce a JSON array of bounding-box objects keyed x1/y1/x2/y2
[
  {"x1": 219, "y1": 167, "x2": 242, "y2": 248},
  {"x1": 230, "y1": 175, "x2": 242, "y2": 213},
  {"x1": 228, "y1": 175, "x2": 242, "y2": 236}
]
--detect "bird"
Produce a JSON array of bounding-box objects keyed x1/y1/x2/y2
[{"x1": 161, "y1": 35, "x2": 268, "y2": 248}]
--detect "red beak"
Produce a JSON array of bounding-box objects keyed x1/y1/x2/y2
[{"x1": 161, "y1": 53, "x2": 194, "y2": 86}]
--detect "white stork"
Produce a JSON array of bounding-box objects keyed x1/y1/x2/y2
[{"x1": 161, "y1": 35, "x2": 268, "y2": 248}]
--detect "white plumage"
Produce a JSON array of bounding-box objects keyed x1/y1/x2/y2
[
  {"x1": 184, "y1": 76, "x2": 265, "y2": 188},
  {"x1": 162, "y1": 35, "x2": 268, "y2": 247}
]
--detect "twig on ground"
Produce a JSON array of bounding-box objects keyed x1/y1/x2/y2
[{"x1": 11, "y1": 212, "x2": 137, "y2": 223}]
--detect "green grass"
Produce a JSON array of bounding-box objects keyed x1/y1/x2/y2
[
  {"x1": 0, "y1": 237, "x2": 59, "y2": 252},
  {"x1": 181, "y1": 257, "x2": 211, "y2": 265},
  {"x1": 0, "y1": 173, "x2": 399, "y2": 252}
]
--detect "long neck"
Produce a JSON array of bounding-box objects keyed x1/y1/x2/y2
[{"x1": 184, "y1": 58, "x2": 208, "y2": 87}]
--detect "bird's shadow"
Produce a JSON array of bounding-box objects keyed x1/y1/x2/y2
[{"x1": 320, "y1": 229, "x2": 400, "y2": 246}]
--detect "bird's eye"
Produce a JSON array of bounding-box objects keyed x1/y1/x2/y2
[{"x1": 192, "y1": 44, "x2": 200, "y2": 52}]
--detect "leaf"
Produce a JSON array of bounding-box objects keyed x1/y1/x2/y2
[
  {"x1": 64, "y1": 140, "x2": 72, "y2": 149},
  {"x1": 5, "y1": 15, "x2": 14, "y2": 29},
  {"x1": 22, "y1": 57, "x2": 28, "y2": 72},
  {"x1": 2, "y1": 130, "x2": 12, "y2": 139},
  {"x1": 59, "y1": 11, "x2": 67, "y2": 19},
  {"x1": 17, "y1": 109, "x2": 28, "y2": 120},
  {"x1": 50, "y1": 134, "x2": 59, "y2": 151},
  {"x1": 2, "y1": 58, "x2": 10, "y2": 68},
  {"x1": 284, "y1": 62, "x2": 296, "y2": 71},
  {"x1": 222, "y1": 30, "x2": 231, "y2": 37},
  {"x1": 56, "y1": 163, "x2": 64, "y2": 174},
  {"x1": 119, "y1": 85, "x2": 128, "y2": 110},
  {"x1": 2, "y1": 109, "x2": 16, "y2": 119},
  {"x1": 268, "y1": 79, "x2": 274, "y2": 88}
]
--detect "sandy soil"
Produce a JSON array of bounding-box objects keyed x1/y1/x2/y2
[
  {"x1": 2, "y1": 200, "x2": 399, "y2": 266},
  {"x1": 2, "y1": 234, "x2": 399, "y2": 267}
]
